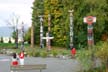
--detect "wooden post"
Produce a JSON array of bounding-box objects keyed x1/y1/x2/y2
[
  {"x1": 39, "y1": 15, "x2": 44, "y2": 48},
  {"x1": 68, "y1": 10, "x2": 74, "y2": 48},
  {"x1": 31, "y1": 23, "x2": 34, "y2": 48},
  {"x1": 42, "y1": 33, "x2": 54, "y2": 51}
]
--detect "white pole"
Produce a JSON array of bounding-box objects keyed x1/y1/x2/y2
[
  {"x1": 39, "y1": 15, "x2": 44, "y2": 48},
  {"x1": 68, "y1": 10, "x2": 74, "y2": 48}
]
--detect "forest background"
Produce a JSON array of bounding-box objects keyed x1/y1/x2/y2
[{"x1": 25, "y1": 0, "x2": 108, "y2": 49}]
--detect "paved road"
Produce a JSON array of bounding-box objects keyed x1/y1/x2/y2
[{"x1": 0, "y1": 54, "x2": 81, "y2": 72}]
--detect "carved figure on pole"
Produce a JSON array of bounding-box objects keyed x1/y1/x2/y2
[
  {"x1": 68, "y1": 10, "x2": 74, "y2": 49},
  {"x1": 21, "y1": 22, "x2": 24, "y2": 51},
  {"x1": 84, "y1": 16, "x2": 96, "y2": 48},
  {"x1": 39, "y1": 15, "x2": 44, "y2": 48},
  {"x1": 42, "y1": 32, "x2": 54, "y2": 51}
]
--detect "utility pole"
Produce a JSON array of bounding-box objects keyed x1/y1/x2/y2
[
  {"x1": 68, "y1": 10, "x2": 74, "y2": 49},
  {"x1": 39, "y1": 15, "x2": 44, "y2": 48}
]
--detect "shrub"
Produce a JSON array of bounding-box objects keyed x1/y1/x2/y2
[
  {"x1": 27, "y1": 51, "x2": 33, "y2": 57},
  {"x1": 76, "y1": 49, "x2": 93, "y2": 71},
  {"x1": 61, "y1": 50, "x2": 69, "y2": 55},
  {"x1": 40, "y1": 51, "x2": 48, "y2": 58},
  {"x1": 33, "y1": 50, "x2": 40, "y2": 57},
  {"x1": 95, "y1": 41, "x2": 108, "y2": 70},
  {"x1": 51, "y1": 50, "x2": 58, "y2": 57},
  {"x1": 0, "y1": 37, "x2": 3, "y2": 43},
  {"x1": 8, "y1": 38, "x2": 11, "y2": 43}
]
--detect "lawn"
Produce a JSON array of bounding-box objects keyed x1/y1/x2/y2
[{"x1": 0, "y1": 43, "x2": 71, "y2": 58}]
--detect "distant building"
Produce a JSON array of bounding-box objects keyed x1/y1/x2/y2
[
  {"x1": 0, "y1": 26, "x2": 22, "y2": 43},
  {"x1": 0, "y1": 37, "x2": 22, "y2": 43}
]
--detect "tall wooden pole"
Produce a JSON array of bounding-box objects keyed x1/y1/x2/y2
[
  {"x1": 39, "y1": 15, "x2": 44, "y2": 48},
  {"x1": 31, "y1": 23, "x2": 34, "y2": 48},
  {"x1": 68, "y1": 10, "x2": 74, "y2": 49},
  {"x1": 47, "y1": 14, "x2": 51, "y2": 51},
  {"x1": 21, "y1": 22, "x2": 24, "y2": 51},
  {"x1": 48, "y1": 14, "x2": 51, "y2": 33}
]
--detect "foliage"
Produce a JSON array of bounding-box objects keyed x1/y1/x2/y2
[
  {"x1": 95, "y1": 41, "x2": 108, "y2": 69},
  {"x1": 0, "y1": 43, "x2": 29, "y2": 50},
  {"x1": 33, "y1": 50, "x2": 40, "y2": 57},
  {"x1": 76, "y1": 41, "x2": 108, "y2": 71},
  {"x1": 0, "y1": 43, "x2": 15, "y2": 49},
  {"x1": 12, "y1": 30, "x2": 16, "y2": 39},
  {"x1": 0, "y1": 37, "x2": 3, "y2": 43},
  {"x1": 40, "y1": 51, "x2": 48, "y2": 58},
  {"x1": 31, "y1": 0, "x2": 108, "y2": 48},
  {"x1": 24, "y1": 28, "x2": 31, "y2": 44},
  {"x1": 31, "y1": 0, "x2": 44, "y2": 44},
  {"x1": 61, "y1": 50, "x2": 69, "y2": 55},
  {"x1": 49, "y1": 50, "x2": 58, "y2": 57},
  {"x1": 26, "y1": 47, "x2": 70, "y2": 58},
  {"x1": 85, "y1": 66, "x2": 106, "y2": 72},
  {"x1": 76, "y1": 49, "x2": 93, "y2": 71}
]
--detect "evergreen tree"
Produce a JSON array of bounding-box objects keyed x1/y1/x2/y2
[{"x1": 31, "y1": 0, "x2": 108, "y2": 48}]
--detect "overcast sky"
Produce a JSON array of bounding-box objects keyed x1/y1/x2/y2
[{"x1": 0, "y1": 0, "x2": 34, "y2": 27}]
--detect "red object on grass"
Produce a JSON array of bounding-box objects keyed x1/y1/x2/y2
[{"x1": 71, "y1": 48, "x2": 76, "y2": 55}]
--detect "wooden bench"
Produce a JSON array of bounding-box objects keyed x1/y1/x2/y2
[{"x1": 11, "y1": 64, "x2": 47, "y2": 72}]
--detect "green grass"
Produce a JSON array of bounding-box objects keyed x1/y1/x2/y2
[
  {"x1": 0, "y1": 43, "x2": 30, "y2": 49},
  {"x1": 0, "y1": 43, "x2": 15, "y2": 49},
  {"x1": 0, "y1": 43, "x2": 71, "y2": 57},
  {"x1": 24, "y1": 46, "x2": 71, "y2": 57}
]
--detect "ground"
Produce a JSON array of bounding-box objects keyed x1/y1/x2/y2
[{"x1": 0, "y1": 54, "x2": 81, "y2": 72}]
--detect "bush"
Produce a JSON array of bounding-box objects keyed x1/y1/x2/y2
[
  {"x1": 27, "y1": 51, "x2": 33, "y2": 57},
  {"x1": 61, "y1": 50, "x2": 69, "y2": 55},
  {"x1": 95, "y1": 41, "x2": 108, "y2": 69},
  {"x1": 0, "y1": 37, "x2": 3, "y2": 43},
  {"x1": 40, "y1": 51, "x2": 48, "y2": 58},
  {"x1": 49, "y1": 50, "x2": 58, "y2": 57},
  {"x1": 76, "y1": 49, "x2": 93, "y2": 71},
  {"x1": 8, "y1": 38, "x2": 11, "y2": 43},
  {"x1": 33, "y1": 50, "x2": 40, "y2": 57},
  {"x1": 85, "y1": 66, "x2": 106, "y2": 72}
]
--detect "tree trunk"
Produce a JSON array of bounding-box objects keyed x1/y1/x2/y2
[{"x1": 31, "y1": 24, "x2": 34, "y2": 48}]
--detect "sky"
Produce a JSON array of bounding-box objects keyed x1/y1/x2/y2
[
  {"x1": 0, "y1": 0, "x2": 34, "y2": 37},
  {"x1": 0, "y1": 0, "x2": 34, "y2": 28}
]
